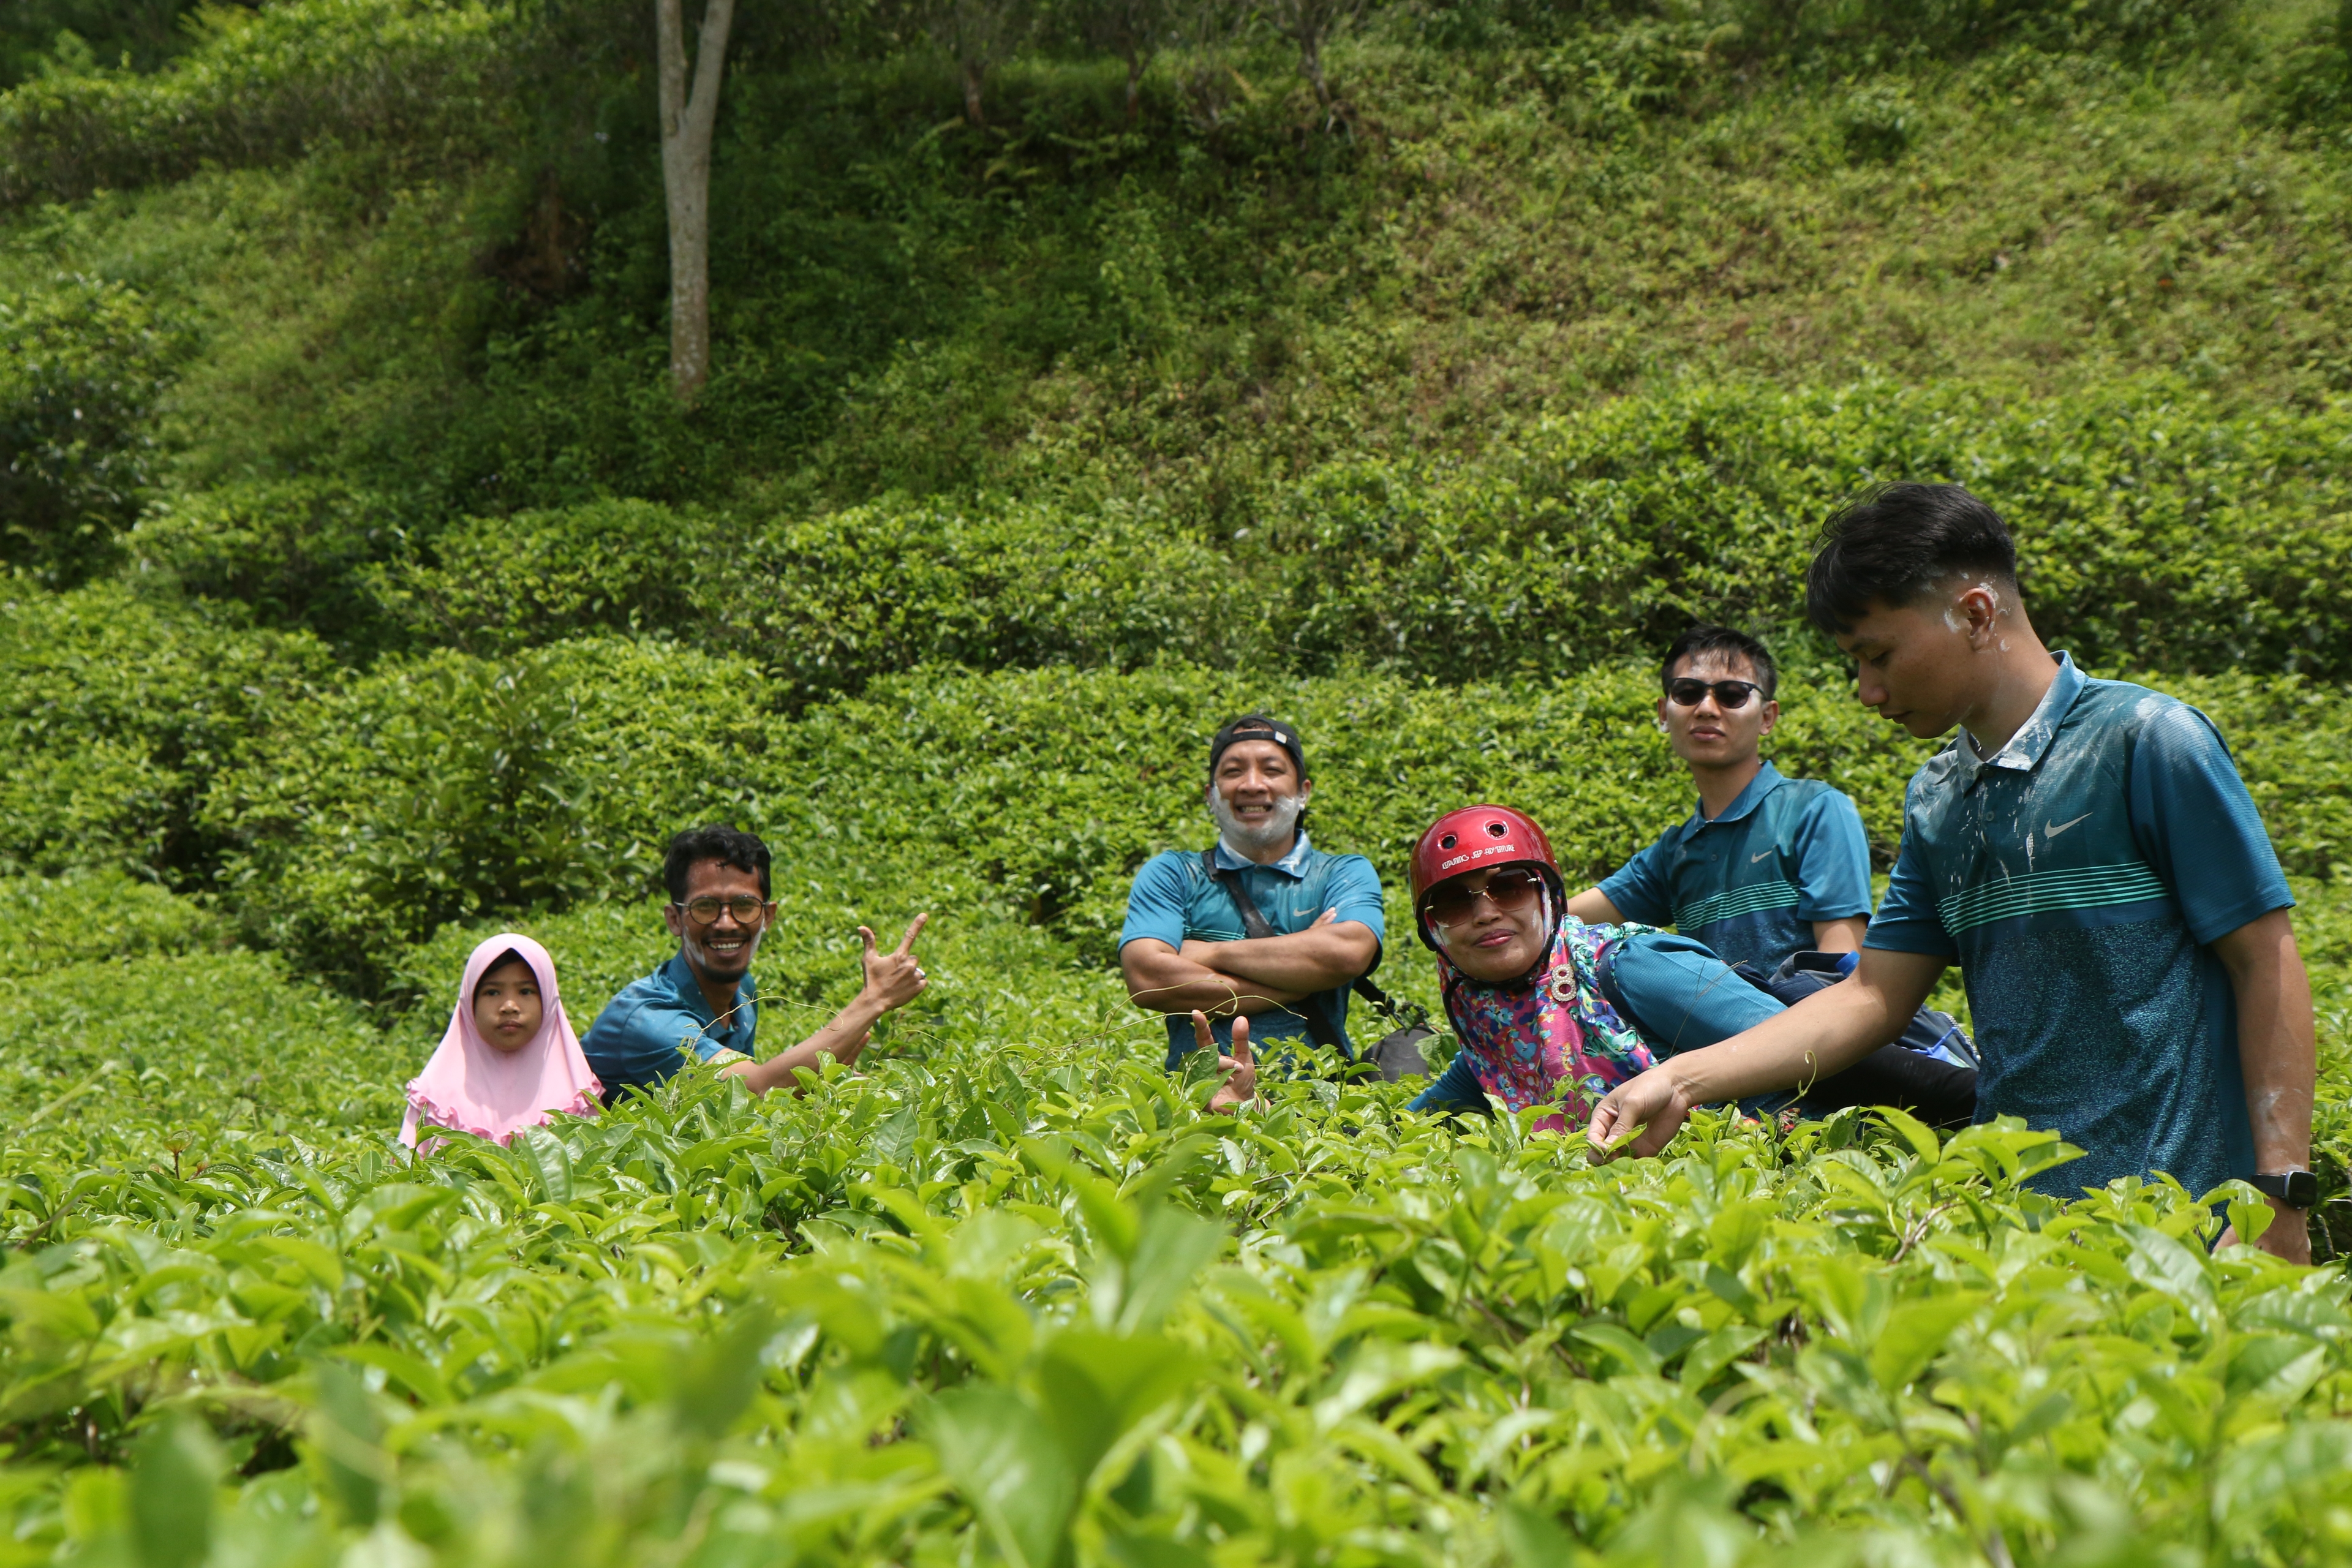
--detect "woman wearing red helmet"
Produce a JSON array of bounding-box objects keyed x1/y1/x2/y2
[
  {"x1": 1402, "y1": 805, "x2": 1786, "y2": 1129},
  {"x1": 1402, "y1": 804, "x2": 1973, "y2": 1131}
]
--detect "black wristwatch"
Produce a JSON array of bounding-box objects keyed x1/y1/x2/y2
[{"x1": 2247, "y1": 1169, "x2": 2320, "y2": 1210}]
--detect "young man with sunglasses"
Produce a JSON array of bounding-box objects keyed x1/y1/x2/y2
[
  {"x1": 1119, "y1": 716, "x2": 1385, "y2": 1074},
  {"x1": 1589, "y1": 485, "x2": 2315, "y2": 1263},
  {"x1": 1566, "y1": 624, "x2": 1874, "y2": 973},
  {"x1": 582, "y1": 823, "x2": 932, "y2": 1102}
]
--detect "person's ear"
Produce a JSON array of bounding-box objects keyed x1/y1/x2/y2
[
  {"x1": 1955, "y1": 581, "x2": 2003, "y2": 647},
  {"x1": 663, "y1": 902, "x2": 685, "y2": 941},
  {"x1": 1758, "y1": 698, "x2": 1779, "y2": 738},
  {"x1": 1654, "y1": 695, "x2": 1671, "y2": 733}
]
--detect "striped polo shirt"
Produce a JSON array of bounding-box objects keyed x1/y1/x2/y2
[
  {"x1": 1866, "y1": 654, "x2": 2292, "y2": 1199},
  {"x1": 1598, "y1": 761, "x2": 1874, "y2": 973}
]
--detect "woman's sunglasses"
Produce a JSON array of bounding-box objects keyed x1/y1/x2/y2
[
  {"x1": 1422, "y1": 866, "x2": 1547, "y2": 926},
  {"x1": 1665, "y1": 678, "x2": 1762, "y2": 709}
]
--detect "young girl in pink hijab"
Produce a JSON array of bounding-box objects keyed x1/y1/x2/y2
[{"x1": 401, "y1": 933, "x2": 603, "y2": 1148}]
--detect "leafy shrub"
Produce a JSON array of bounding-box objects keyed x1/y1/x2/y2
[
  {"x1": 367, "y1": 498, "x2": 725, "y2": 654},
  {"x1": 0, "y1": 276, "x2": 184, "y2": 586},
  {"x1": 0, "y1": 579, "x2": 331, "y2": 881},
  {"x1": 127, "y1": 478, "x2": 404, "y2": 649},
  {"x1": 1836, "y1": 80, "x2": 1917, "y2": 162},
  {"x1": 0, "y1": 0, "x2": 518, "y2": 206},
  {"x1": 0, "y1": 868, "x2": 224, "y2": 979},
  {"x1": 0, "y1": 949, "x2": 404, "y2": 1142},
  {"x1": 1255, "y1": 379, "x2": 2352, "y2": 682},
  {"x1": 375, "y1": 494, "x2": 1240, "y2": 701},
  {"x1": 203, "y1": 636, "x2": 777, "y2": 993},
  {"x1": 774, "y1": 660, "x2": 2352, "y2": 962},
  {"x1": 2260, "y1": 0, "x2": 2352, "y2": 128},
  {"x1": 2, "y1": 1025, "x2": 2351, "y2": 1562}
]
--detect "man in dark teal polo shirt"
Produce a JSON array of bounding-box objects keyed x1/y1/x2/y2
[
  {"x1": 582, "y1": 824, "x2": 932, "y2": 1102},
  {"x1": 1588, "y1": 484, "x2": 2315, "y2": 1264},
  {"x1": 1118, "y1": 716, "x2": 1385, "y2": 1069},
  {"x1": 1568, "y1": 623, "x2": 1872, "y2": 972}
]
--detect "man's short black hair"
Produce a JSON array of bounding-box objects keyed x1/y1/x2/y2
[
  {"x1": 1806, "y1": 482, "x2": 2019, "y2": 636},
  {"x1": 1662, "y1": 624, "x2": 1777, "y2": 700},
  {"x1": 1208, "y1": 714, "x2": 1308, "y2": 783},
  {"x1": 663, "y1": 824, "x2": 771, "y2": 903}
]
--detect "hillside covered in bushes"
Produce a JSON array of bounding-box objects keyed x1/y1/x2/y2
[{"x1": 7, "y1": 0, "x2": 2352, "y2": 1561}]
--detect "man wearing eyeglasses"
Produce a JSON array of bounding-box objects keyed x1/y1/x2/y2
[
  {"x1": 1565, "y1": 624, "x2": 1874, "y2": 973},
  {"x1": 581, "y1": 823, "x2": 931, "y2": 1102}
]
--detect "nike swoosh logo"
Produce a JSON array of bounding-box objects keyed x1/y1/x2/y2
[
  {"x1": 2045, "y1": 813, "x2": 2092, "y2": 839},
  {"x1": 1750, "y1": 850, "x2": 1774, "y2": 864}
]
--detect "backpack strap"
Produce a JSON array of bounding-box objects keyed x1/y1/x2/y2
[{"x1": 1200, "y1": 848, "x2": 1387, "y2": 1052}]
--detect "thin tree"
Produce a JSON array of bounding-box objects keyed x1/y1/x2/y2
[
  {"x1": 1264, "y1": 0, "x2": 1362, "y2": 125},
  {"x1": 1087, "y1": 0, "x2": 1170, "y2": 126},
  {"x1": 927, "y1": 0, "x2": 1028, "y2": 128},
  {"x1": 656, "y1": 0, "x2": 737, "y2": 405}
]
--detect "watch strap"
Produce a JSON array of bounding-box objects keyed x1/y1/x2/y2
[{"x1": 2247, "y1": 1170, "x2": 2319, "y2": 1210}]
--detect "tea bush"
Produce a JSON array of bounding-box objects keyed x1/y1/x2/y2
[
  {"x1": 0, "y1": 579, "x2": 332, "y2": 882},
  {"x1": 0, "y1": 0, "x2": 518, "y2": 206},
  {"x1": 3, "y1": 1012, "x2": 2351, "y2": 1566},
  {"x1": 201, "y1": 636, "x2": 777, "y2": 994},
  {"x1": 262, "y1": 379, "x2": 2352, "y2": 692}
]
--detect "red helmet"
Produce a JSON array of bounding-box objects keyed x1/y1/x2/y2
[{"x1": 1408, "y1": 805, "x2": 1562, "y2": 948}]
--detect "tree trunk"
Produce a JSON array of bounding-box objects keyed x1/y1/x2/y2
[
  {"x1": 1124, "y1": 48, "x2": 1143, "y2": 126},
  {"x1": 960, "y1": 56, "x2": 987, "y2": 127},
  {"x1": 656, "y1": 0, "x2": 737, "y2": 407},
  {"x1": 1298, "y1": 29, "x2": 1331, "y2": 119}
]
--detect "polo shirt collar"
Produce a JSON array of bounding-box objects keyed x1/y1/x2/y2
[
  {"x1": 1689, "y1": 760, "x2": 1786, "y2": 828},
  {"x1": 1961, "y1": 652, "x2": 2083, "y2": 780},
  {"x1": 1212, "y1": 829, "x2": 1314, "y2": 878},
  {"x1": 660, "y1": 951, "x2": 755, "y2": 1024}
]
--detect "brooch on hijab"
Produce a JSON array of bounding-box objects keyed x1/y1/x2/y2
[{"x1": 1545, "y1": 965, "x2": 1577, "y2": 1003}]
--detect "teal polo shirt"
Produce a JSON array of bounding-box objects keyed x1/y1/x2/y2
[
  {"x1": 1597, "y1": 762, "x2": 1874, "y2": 974},
  {"x1": 1119, "y1": 831, "x2": 1387, "y2": 1066},
  {"x1": 1867, "y1": 654, "x2": 2292, "y2": 1199},
  {"x1": 581, "y1": 953, "x2": 760, "y2": 1102}
]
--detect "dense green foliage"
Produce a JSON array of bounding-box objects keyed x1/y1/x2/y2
[{"x1": 9, "y1": 0, "x2": 2352, "y2": 1559}]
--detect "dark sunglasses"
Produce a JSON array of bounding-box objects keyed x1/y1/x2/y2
[
  {"x1": 1422, "y1": 866, "x2": 1547, "y2": 925},
  {"x1": 674, "y1": 894, "x2": 770, "y2": 926},
  {"x1": 1665, "y1": 678, "x2": 1762, "y2": 710}
]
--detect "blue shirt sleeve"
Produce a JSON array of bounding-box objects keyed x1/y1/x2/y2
[
  {"x1": 2128, "y1": 699, "x2": 2293, "y2": 945},
  {"x1": 582, "y1": 992, "x2": 700, "y2": 1093},
  {"x1": 1864, "y1": 780, "x2": 1958, "y2": 958},
  {"x1": 1119, "y1": 853, "x2": 1196, "y2": 951},
  {"x1": 1597, "y1": 834, "x2": 1675, "y2": 924},
  {"x1": 1407, "y1": 1049, "x2": 1488, "y2": 1115},
  {"x1": 1320, "y1": 853, "x2": 1388, "y2": 946},
  {"x1": 1789, "y1": 789, "x2": 1874, "y2": 922}
]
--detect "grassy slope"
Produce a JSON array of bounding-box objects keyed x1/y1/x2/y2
[{"x1": 4, "y1": 11, "x2": 2348, "y2": 533}]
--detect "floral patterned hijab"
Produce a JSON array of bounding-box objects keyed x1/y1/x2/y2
[{"x1": 1430, "y1": 890, "x2": 1657, "y2": 1133}]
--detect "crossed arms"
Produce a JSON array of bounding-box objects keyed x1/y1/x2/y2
[{"x1": 1120, "y1": 908, "x2": 1381, "y2": 1017}]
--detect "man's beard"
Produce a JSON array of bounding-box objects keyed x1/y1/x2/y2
[{"x1": 1210, "y1": 791, "x2": 1306, "y2": 856}]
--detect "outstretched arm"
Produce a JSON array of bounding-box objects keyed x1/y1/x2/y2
[
  {"x1": 1121, "y1": 938, "x2": 1305, "y2": 1017},
  {"x1": 2212, "y1": 908, "x2": 2315, "y2": 1264},
  {"x1": 1181, "y1": 908, "x2": 1377, "y2": 993},
  {"x1": 1587, "y1": 947, "x2": 1945, "y2": 1158},
  {"x1": 725, "y1": 915, "x2": 931, "y2": 1096},
  {"x1": 1564, "y1": 888, "x2": 1624, "y2": 925}
]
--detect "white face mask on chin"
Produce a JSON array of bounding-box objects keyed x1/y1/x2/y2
[{"x1": 1210, "y1": 790, "x2": 1306, "y2": 858}]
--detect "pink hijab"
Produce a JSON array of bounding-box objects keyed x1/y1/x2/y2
[{"x1": 401, "y1": 934, "x2": 601, "y2": 1147}]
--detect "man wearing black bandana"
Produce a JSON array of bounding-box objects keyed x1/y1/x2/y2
[{"x1": 1117, "y1": 715, "x2": 1386, "y2": 1069}]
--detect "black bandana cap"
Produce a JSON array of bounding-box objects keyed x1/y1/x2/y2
[{"x1": 1207, "y1": 714, "x2": 1307, "y2": 783}]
